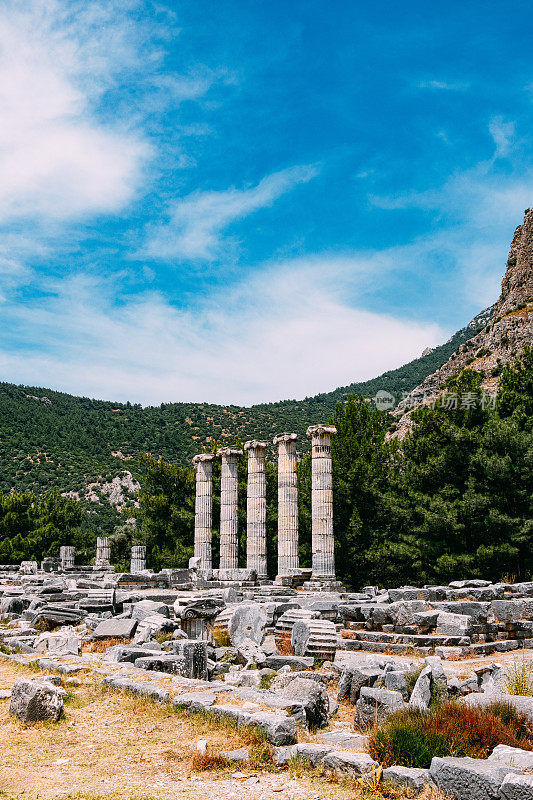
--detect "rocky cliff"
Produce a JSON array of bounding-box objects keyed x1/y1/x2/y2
[{"x1": 392, "y1": 208, "x2": 533, "y2": 437}]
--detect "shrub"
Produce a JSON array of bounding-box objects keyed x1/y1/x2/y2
[
  {"x1": 369, "y1": 701, "x2": 533, "y2": 768},
  {"x1": 504, "y1": 662, "x2": 533, "y2": 696},
  {"x1": 370, "y1": 711, "x2": 452, "y2": 767},
  {"x1": 487, "y1": 701, "x2": 533, "y2": 740}
]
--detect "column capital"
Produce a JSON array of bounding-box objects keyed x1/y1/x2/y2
[
  {"x1": 244, "y1": 440, "x2": 268, "y2": 452},
  {"x1": 306, "y1": 424, "x2": 337, "y2": 438},
  {"x1": 217, "y1": 447, "x2": 243, "y2": 458},
  {"x1": 273, "y1": 432, "x2": 298, "y2": 445},
  {"x1": 192, "y1": 453, "x2": 215, "y2": 465}
]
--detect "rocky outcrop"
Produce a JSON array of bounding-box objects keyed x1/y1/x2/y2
[{"x1": 392, "y1": 208, "x2": 533, "y2": 438}]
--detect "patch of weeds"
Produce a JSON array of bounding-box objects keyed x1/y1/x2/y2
[
  {"x1": 190, "y1": 751, "x2": 229, "y2": 772},
  {"x1": 405, "y1": 664, "x2": 424, "y2": 695},
  {"x1": 249, "y1": 740, "x2": 275, "y2": 769},
  {"x1": 287, "y1": 754, "x2": 322, "y2": 779},
  {"x1": 208, "y1": 625, "x2": 231, "y2": 647},
  {"x1": 259, "y1": 673, "x2": 275, "y2": 690},
  {"x1": 369, "y1": 701, "x2": 533, "y2": 768},
  {"x1": 154, "y1": 631, "x2": 174, "y2": 644},
  {"x1": 429, "y1": 679, "x2": 448, "y2": 708}
]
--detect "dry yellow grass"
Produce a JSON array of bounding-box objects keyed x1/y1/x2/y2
[{"x1": 0, "y1": 659, "x2": 376, "y2": 800}]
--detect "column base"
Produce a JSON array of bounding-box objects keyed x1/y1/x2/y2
[
  {"x1": 275, "y1": 568, "x2": 312, "y2": 588},
  {"x1": 302, "y1": 578, "x2": 345, "y2": 592}
]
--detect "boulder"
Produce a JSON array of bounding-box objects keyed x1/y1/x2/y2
[
  {"x1": 220, "y1": 748, "x2": 249, "y2": 762},
  {"x1": 131, "y1": 600, "x2": 169, "y2": 621},
  {"x1": 436, "y1": 612, "x2": 473, "y2": 636},
  {"x1": 487, "y1": 744, "x2": 533, "y2": 770},
  {"x1": 384, "y1": 670, "x2": 409, "y2": 700},
  {"x1": 9, "y1": 677, "x2": 64, "y2": 723},
  {"x1": 228, "y1": 603, "x2": 268, "y2": 646},
  {"x1": 236, "y1": 637, "x2": 267, "y2": 668},
  {"x1": 135, "y1": 640, "x2": 208, "y2": 679},
  {"x1": 280, "y1": 677, "x2": 330, "y2": 730},
  {"x1": 292, "y1": 742, "x2": 333, "y2": 765}
]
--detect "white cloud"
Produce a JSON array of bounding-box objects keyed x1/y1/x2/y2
[
  {"x1": 0, "y1": 0, "x2": 152, "y2": 223},
  {"x1": 140, "y1": 164, "x2": 320, "y2": 261},
  {"x1": 489, "y1": 116, "x2": 515, "y2": 158},
  {"x1": 0, "y1": 260, "x2": 442, "y2": 406}
]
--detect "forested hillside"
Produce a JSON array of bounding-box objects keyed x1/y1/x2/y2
[{"x1": 0, "y1": 305, "x2": 491, "y2": 500}]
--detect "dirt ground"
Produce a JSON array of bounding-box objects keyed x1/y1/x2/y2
[{"x1": 0, "y1": 660, "x2": 363, "y2": 800}]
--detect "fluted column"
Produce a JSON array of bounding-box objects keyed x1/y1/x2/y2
[
  {"x1": 244, "y1": 440, "x2": 268, "y2": 579},
  {"x1": 273, "y1": 433, "x2": 299, "y2": 577},
  {"x1": 218, "y1": 448, "x2": 242, "y2": 572},
  {"x1": 60, "y1": 546, "x2": 75, "y2": 569},
  {"x1": 95, "y1": 536, "x2": 110, "y2": 568},
  {"x1": 307, "y1": 425, "x2": 337, "y2": 580},
  {"x1": 130, "y1": 545, "x2": 147, "y2": 574},
  {"x1": 192, "y1": 453, "x2": 215, "y2": 571}
]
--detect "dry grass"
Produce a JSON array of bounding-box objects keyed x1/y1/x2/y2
[
  {"x1": 207, "y1": 625, "x2": 230, "y2": 647},
  {"x1": 275, "y1": 630, "x2": 295, "y2": 655},
  {"x1": 83, "y1": 637, "x2": 129, "y2": 653},
  {"x1": 0, "y1": 659, "x2": 369, "y2": 800}
]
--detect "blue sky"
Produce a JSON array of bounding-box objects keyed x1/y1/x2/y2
[{"x1": 0, "y1": 0, "x2": 532, "y2": 405}]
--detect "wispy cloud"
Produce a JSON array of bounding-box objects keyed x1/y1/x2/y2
[
  {"x1": 140, "y1": 164, "x2": 320, "y2": 261},
  {"x1": 417, "y1": 79, "x2": 471, "y2": 91},
  {"x1": 0, "y1": 258, "x2": 442, "y2": 405},
  {"x1": 489, "y1": 116, "x2": 515, "y2": 158}
]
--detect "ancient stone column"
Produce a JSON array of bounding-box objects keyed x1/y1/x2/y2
[
  {"x1": 130, "y1": 545, "x2": 147, "y2": 574},
  {"x1": 60, "y1": 546, "x2": 75, "y2": 570},
  {"x1": 273, "y1": 433, "x2": 299, "y2": 577},
  {"x1": 95, "y1": 536, "x2": 111, "y2": 568},
  {"x1": 217, "y1": 448, "x2": 243, "y2": 573},
  {"x1": 192, "y1": 454, "x2": 215, "y2": 571},
  {"x1": 307, "y1": 425, "x2": 337, "y2": 581},
  {"x1": 244, "y1": 440, "x2": 268, "y2": 579}
]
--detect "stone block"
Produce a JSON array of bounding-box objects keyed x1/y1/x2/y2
[
  {"x1": 323, "y1": 750, "x2": 377, "y2": 777},
  {"x1": 430, "y1": 756, "x2": 519, "y2": 800},
  {"x1": 500, "y1": 773, "x2": 533, "y2": 800},
  {"x1": 409, "y1": 665, "x2": 432, "y2": 709},
  {"x1": 93, "y1": 618, "x2": 137, "y2": 639},
  {"x1": 220, "y1": 748, "x2": 249, "y2": 762},
  {"x1": 280, "y1": 677, "x2": 330, "y2": 730},
  {"x1": 436, "y1": 612, "x2": 473, "y2": 636},
  {"x1": 265, "y1": 655, "x2": 314, "y2": 670},
  {"x1": 9, "y1": 677, "x2": 64, "y2": 722},
  {"x1": 488, "y1": 744, "x2": 533, "y2": 770},
  {"x1": 34, "y1": 628, "x2": 80, "y2": 656},
  {"x1": 382, "y1": 765, "x2": 431, "y2": 791},
  {"x1": 243, "y1": 711, "x2": 297, "y2": 745},
  {"x1": 355, "y1": 687, "x2": 406, "y2": 727},
  {"x1": 173, "y1": 691, "x2": 217, "y2": 713}
]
